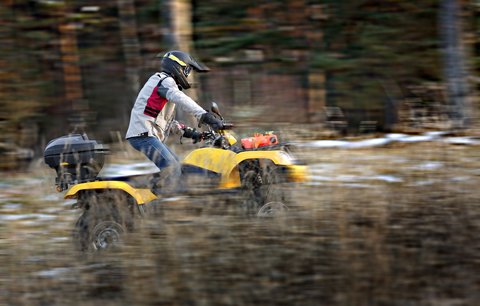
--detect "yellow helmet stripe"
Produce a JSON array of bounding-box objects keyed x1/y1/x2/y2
[{"x1": 165, "y1": 53, "x2": 187, "y2": 67}]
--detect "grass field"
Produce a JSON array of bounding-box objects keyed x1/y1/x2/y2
[{"x1": 1, "y1": 135, "x2": 479, "y2": 305}]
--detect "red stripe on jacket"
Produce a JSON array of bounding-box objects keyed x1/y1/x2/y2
[{"x1": 144, "y1": 85, "x2": 168, "y2": 118}]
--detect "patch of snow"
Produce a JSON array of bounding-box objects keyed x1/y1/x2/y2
[
  {"x1": 386, "y1": 133, "x2": 409, "y2": 140},
  {"x1": 26, "y1": 256, "x2": 47, "y2": 263},
  {"x1": 18, "y1": 220, "x2": 39, "y2": 226},
  {"x1": 300, "y1": 138, "x2": 392, "y2": 149},
  {"x1": 161, "y1": 196, "x2": 183, "y2": 202},
  {"x1": 411, "y1": 179, "x2": 437, "y2": 186},
  {"x1": 51, "y1": 237, "x2": 70, "y2": 242},
  {"x1": 0, "y1": 214, "x2": 30, "y2": 221},
  {"x1": 415, "y1": 162, "x2": 443, "y2": 171},
  {"x1": 397, "y1": 135, "x2": 436, "y2": 143},
  {"x1": 299, "y1": 140, "x2": 350, "y2": 148},
  {"x1": 31, "y1": 213, "x2": 57, "y2": 221},
  {"x1": 36, "y1": 267, "x2": 71, "y2": 278},
  {"x1": 424, "y1": 131, "x2": 449, "y2": 137},
  {"x1": 42, "y1": 194, "x2": 62, "y2": 201},
  {"x1": 343, "y1": 138, "x2": 392, "y2": 149},
  {"x1": 62, "y1": 199, "x2": 77, "y2": 207},
  {"x1": 1, "y1": 203, "x2": 22, "y2": 210},
  {"x1": 0, "y1": 213, "x2": 56, "y2": 222},
  {"x1": 450, "y1": 176, "x2": 470, "y2": 182},
  {"x1": 343, "y1": 183, "x2": 375, "y2": 188},
  {"x1": 289, "y1": 131, "x2": 478, "y2": 149},
  {"x1": 309, "y1": 163, "x2": 340, "y2": 171},
  {"x1": 308, "y1": 175, "x2": 337, "y2": 181},
  {"x1": 41, "y1": 207, "x2": 62, "y2": 214},
  {"x1": 309, "y1": 173, "x2": 402, "y2": 184},
  {"x1": 305, "y1": 181, "x2": 373, "y2": 188},
  {"x1": 373, "y1": 175, "x2": 403, "y2": 183},
  {"x1": 442, "y1": 137, "x2": 480, "y2": 145},
  {"x1": 0, "y1": 182, "x2": 12, "y2": 189}
]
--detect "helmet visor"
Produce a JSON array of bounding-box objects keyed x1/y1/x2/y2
[{"x1": 189, "y1": 57, "x2": 210, "y2": 73}]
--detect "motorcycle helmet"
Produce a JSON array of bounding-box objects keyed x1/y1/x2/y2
[{"x1": 158, "y1": 50, "x2": 210, "y2": 89}]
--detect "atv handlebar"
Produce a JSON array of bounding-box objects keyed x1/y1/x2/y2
[
  {"x1": 184, "y1": 101, "x2": 235, "y2": 148},
  {"x1": 200, "y1": 125, "x2": 235, "y2": 149},
  {"x1": 221, "y1": 123, "x2": 234, "y2": 130}
]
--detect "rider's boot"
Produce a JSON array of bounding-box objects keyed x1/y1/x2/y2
[{"x1": 150, "y1": 167, "x2": 185, "y2": 195}]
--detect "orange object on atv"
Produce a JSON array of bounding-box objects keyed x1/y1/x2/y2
[{"x1": 241, "y1": 132, "x2": 278, "y2": 149}]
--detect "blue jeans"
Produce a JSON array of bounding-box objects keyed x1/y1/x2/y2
[{"x1": 127, "y1": 136, "x2": 180, "y2": 174}]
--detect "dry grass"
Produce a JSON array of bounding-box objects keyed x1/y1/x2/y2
[{"x1": 1, "y1": 139, "x2": 480, "y2": 305}]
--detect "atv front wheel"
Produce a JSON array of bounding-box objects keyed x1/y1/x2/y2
[
  {"x1": 240, "y1": 161, "x2": 290, "y2": 216},
  {"x1": 257, "y1": 201, "x2": 289, "y2": 217}
]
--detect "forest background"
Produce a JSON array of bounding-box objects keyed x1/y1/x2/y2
[{"x1": 0, "y1": 0, "x2": 479, "y2": 165}]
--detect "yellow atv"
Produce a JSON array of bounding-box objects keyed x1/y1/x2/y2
[{"x1": 44, "y1": 104, "x2": 307, "y2": 251}]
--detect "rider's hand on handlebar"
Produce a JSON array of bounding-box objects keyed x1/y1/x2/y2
[
  {"x1": 199, "y1": 112, "x2": 223, "y2": 131},
  {"x1": 201, "y1": 130, "x2": 214, "y2": 140},
  {"x1": 182, "y1": 127, "x2": 203, "y2": 143}
]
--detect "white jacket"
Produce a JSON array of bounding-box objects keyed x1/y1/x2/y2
[{"x1": 126, "y1": 72, "x2": 206, "y2": 141}]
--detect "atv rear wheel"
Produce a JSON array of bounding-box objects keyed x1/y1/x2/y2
[
  {"x1": 91, "y1": 221, "x2": 125, "y2": 250},
  {"x1": 73, "y1": 190, "x2": 135, "y2": 252}
]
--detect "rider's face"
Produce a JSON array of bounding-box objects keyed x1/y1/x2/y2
[{"x1": 183, "y1": 65, "x2": 192, "y2": 78}]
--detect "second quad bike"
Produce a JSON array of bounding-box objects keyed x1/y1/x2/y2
[{"x1": 44, "y1": 103, "x2": 308, "y2": 251}]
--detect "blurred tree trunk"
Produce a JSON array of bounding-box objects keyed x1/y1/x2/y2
[
  {"x1": 171, "y1": 0, "x2": 194, "y2": 53},
  {"x1": 440, "y1": 0, "x2": 472, "y2": 128},
  {"x1": 162, "y1": 0, "x2": 179, "y2": 49},
  {"x1": 161, "y1": 0, "x2": 195, "y2": 52},
  {"x1": 117, "y1": 0, "x2": 142, "y2": 98},
  {"x1": 308, "y1": 70, "x2": 326, "y2": 122},
  {"x1": 59, "y1": 22, "x2": 87, "y2": 132},
  {"x1": 0, "y1": 3, "x2": 15, "y2": 143},
  {"x1": 381, "y1": 80, "x2": 401, "y2": 132},
  {"x1": 163, "y1": 0, "x2": 198, "y2": 125},
  {"x1": 59, "y1": 23, "x2": 83, "y2": 107},
  {"x1": 0, "y1": 3, "x2": 42, "y2": 145},
  {"x1": 58, "y1": 0, "x2": 93, "y2": 133}
]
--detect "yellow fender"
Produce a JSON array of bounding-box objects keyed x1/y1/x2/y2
[
  {"x1": 183, "y1": 148, "x2": 307, "y2": 189},
  {"x1": 235, "y1": 150, "x2": 294, "y2": 166},
  {"x1": 64, "y1": 181, "x2": 157, "y2": 205},
  {"x1": 231, "y1": 150, "x2": 308, "y2": 185}
]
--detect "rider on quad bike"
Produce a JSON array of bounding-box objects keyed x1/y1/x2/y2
[{"x1": 125, "y1": 50, "x2": 223, "y2": 188}]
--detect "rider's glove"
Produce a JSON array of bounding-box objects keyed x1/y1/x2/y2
[
  {"x1": 182, "y1": 127, "x2": 203, "y2": 143},
  {"x1": 199, "y1": 112, "x2": 223, "y2": 131}
]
